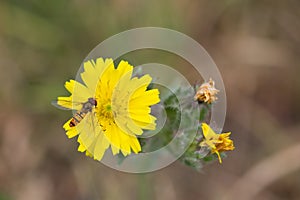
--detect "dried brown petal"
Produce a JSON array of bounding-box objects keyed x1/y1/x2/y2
[{"x1": 194, "y1": 78, "x2": 219, "y2": 104}]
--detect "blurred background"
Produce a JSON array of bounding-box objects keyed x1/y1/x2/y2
[{"x1": 0, "y1": 0, "x2": 300, "y2": 199}]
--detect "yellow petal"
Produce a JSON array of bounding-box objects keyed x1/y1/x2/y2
[
  {"x1": 78, "y1": 142, "x2": 86, "y2": 152},
  {"x1": 130, "y1": 113, "x2": 154, "y2": 124},
  {"x1": 133, "y1": 118, "x2": 156, "y2": 130},
  {"x1": 66, "y1": 128, "x2": 79, "y2": 138},
  {"x1": 81, "y1": 61, "x2": 99, "y2": 94},
  {"x1": 93, "y1": 133, "x2": 110, "y2": 160},
  {"x1": 111, "y1": 60, "x2": 133, "y2": 89},
  {"x1": 111, "y1": 145, "x2": 120, "y2": 155},
  {"x1": 57, "y1": 96, "x2": 81, "y2": 110},
  {"x1": 129, "y1": 136, "x2": 141, "y2": 153},
  {"x1": 215, "y1": 151, "x2": 222, "y2": 163},
  {"x1": 130, "y1": 89, "x2": 160, "y2": 106},
  {"x1": 65, "y1": 79, "x2": 92, "y2": 102},
  {"x1": 126, "y1": 119, "x2": 143, "y2": 135},
  {"x1": 201, "y1": 123, "x2": 218, "y2": 140},
  {"x1": 104, "y1": 124, "x2": 121, "y2": 150},
  {"x1": 119, "y1": 131, "x2": 131, "y2": 155}
]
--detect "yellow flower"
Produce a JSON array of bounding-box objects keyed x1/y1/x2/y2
[
  {"x1": 55, "y1": 58, "x2": 160, "y2": 160},
  {"x1": 194, "y1": 78, "x2": 219, "y2": 104},
  {"x1": 200, "y1": 123, "x2": 234, "y2": 163}
]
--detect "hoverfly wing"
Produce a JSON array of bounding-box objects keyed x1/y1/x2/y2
[
  {"x1": 80, "y1": 108, "x2": 99, "y2": 140},
  {"x1": 51, "y1": 100, "x2": 72, "y2": 110},
  {"x1": 51, "y1": 99, "x2": 83, "y2": 110},
  {"x1": 73, "y1": 112, "x2": 97, "y2": 154}
]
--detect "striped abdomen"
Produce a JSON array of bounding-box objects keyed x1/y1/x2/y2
[{"x1": 69, "y1": 111, "x2": 87, "y2": 127}]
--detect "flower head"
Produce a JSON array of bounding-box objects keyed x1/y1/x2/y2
[
  {"x1": 200, "y1": 123, "x2": 234, "y2": 163},
  {"x1": 55, "y1": 58, "x2": 160, "y2": 160},
  {"x1": 194, "y1": 78, "x2": 219, "y2": 104}
]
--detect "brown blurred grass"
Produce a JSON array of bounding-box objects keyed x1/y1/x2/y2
[{"x1": 0, "y1": 0, "x2": 300, "y2": 200}]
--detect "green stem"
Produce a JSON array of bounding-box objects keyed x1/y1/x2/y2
[{"x1": 199, "y1": 103, "x2": 212, "y2": 122}]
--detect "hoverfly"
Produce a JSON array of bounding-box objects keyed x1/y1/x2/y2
[{"x1": 52, "y1": 98, "x2": 97, "y2": 127}]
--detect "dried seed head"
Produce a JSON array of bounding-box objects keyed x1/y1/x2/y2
[{"x1": 194, "y1": 78, "x2": 219, "y2": 104}]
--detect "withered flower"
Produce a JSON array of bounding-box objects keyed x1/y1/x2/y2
[
  {"x1": 194, "y1": 78, "x2": 219, "y2": 104},
  {"x1": 200, "y1": 123, "x2": 234, "y2": 163}
]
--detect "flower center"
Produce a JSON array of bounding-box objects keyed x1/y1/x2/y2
[
  {"x1": 106, "y1": 104, "x2": 112, "y2": 112},
  {"x1": 95, "y1": 99, "x2": 115, "y2": 128}
]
